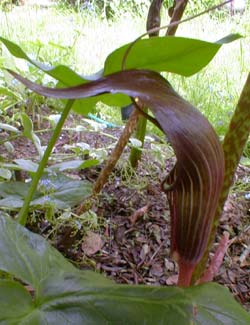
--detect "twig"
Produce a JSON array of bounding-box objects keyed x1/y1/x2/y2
[{"x1": 93, "y1": 109, "x2": 139, "y2": 194}]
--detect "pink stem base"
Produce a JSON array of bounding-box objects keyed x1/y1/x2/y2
[
  {"x1": 177, "y1": 260, "x2": 196, "y2": 287},
  {"x1": 199, "y1": 232, "x2": 230, "y2": 284}
]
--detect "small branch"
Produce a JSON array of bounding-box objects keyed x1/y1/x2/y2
[
  {"x1": 166, "y1": 0, "x2": 189, "y2": 36},
  {"x1": 93, "y1": 109, "x2": 139, "y2": 194}
]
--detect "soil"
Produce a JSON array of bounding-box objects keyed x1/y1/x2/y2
[{"x1": 0, "y1": 112, "x2": 249, "y2": 311}]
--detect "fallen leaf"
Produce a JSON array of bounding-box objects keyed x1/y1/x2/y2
[
  {"x1": 82, "y1": 231, "x2": 103, "y2": 256},
  {"x1": 129, "y1": 204, "x2": 149, "y2": 225},
  {"x1": 150, "y1": 263, "x2": 164, "y2": 277},
  {"x1": 166, "y1": 274, "x2": 178, "y2": 285}
]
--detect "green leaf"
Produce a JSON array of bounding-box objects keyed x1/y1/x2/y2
[
  {"x1": 0, "y1": 215, "x2": 111, "y2": 292},
  {"x1": 48, "y1": 159, "x2": 87, "y2": 171},
  {"x1": 3, "y1": 278, "x2": 250, "y2": 324},
  {"x1": 0, "y1": 122, "x2": 20, "y2": 133},
  {"x1": 0, "y1": 280, "x2": 34, "y2": 322},
  {"x1": 47, "y1": 159, "x2": 100, "y2": 171},
  {"x1": 0, "y1": 216, "x2": 76, "y2": 292},
  {"x1": 19, "y1": 112, "x2": 33, "y2": 139},
  {"x1": 36, "y1": 173, "x2": 92, "y2": 208},
  {"x1": 0, "y1": 181, "x2": 32, "y2": 198},
  {"x1": 0, "y1": 168, "x2": 12, "y2": 180},
  {"x1": 79, "y1": 158, "x2": 99, "y2": 169},
  {"x1": 104, "y1": 34, "x2": 241, "y2": 76},
  {"x1": 0, "y1": 216, "x2": 249, "y2": 324},
  {"x1": 0, "y1": 37, "x2": 86, "y2": 85},
  {"x1": 0, "y1": 196, "x2": 24, "y2": 208},
  {"x1": 1, "y1": 35, "x2": 240, "y2": 113},
  {"x1": 19, "y1": 113, "x2": 44, "y2": 158},
  {"x1": 0, "y1": 36, "x2": 131, "y2": 112},
  {"x1": 14, "y1": 158, "x2": 39, "y2": 173},
  {"x1": 0, "y1": 174, "x2": 92, "y2": 209}
]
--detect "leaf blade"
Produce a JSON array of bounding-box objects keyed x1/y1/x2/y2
[
  {"x1": 0, "y1": 217, "x2": 249, "y2": 323},
  {"x1": 104, "y1": 34, "x2": 241, "y2": 76}
]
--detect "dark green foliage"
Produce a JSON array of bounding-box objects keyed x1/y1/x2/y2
[{"x1": 0, "y1": 215, "x2": 249, "y2": 324}]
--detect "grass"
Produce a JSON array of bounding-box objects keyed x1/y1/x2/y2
[{"x1": 0, "y1": 2, "x2": 249, "y2": 138}]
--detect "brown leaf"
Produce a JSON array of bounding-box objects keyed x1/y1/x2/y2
[
  {"x1": 150, "y1": 263, "x2": 164, "y2": 277},
  {"x1": 129, "y1": 204, "x2": 149, "y2": 225},
  {"x1": 166, "y1": 274, "x2": 178, "y2": 285},
  {"x1": 82, "y1": 231, "x2": 103, "y2": 256}
]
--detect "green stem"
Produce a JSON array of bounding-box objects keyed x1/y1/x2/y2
[
  {"x1": 129, "y1": 109, "x2": 148, "y2": 168},
  {"x1": 17, "y1": 100, "x2": 74, "y2": 225}
]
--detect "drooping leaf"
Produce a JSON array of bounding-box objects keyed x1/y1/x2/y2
[
  {"x1": 0, "y1": 216, "x2": 249, "y2": 324},
  {"x1": 8, "y1": 69, "x2": 225, "y2": 285},
  {"x1": 0, "y1": 35, "x2": 241, "y2": 113},
  {"x1": 0, "y1": 36, "x2": 131, "y2": 112}
]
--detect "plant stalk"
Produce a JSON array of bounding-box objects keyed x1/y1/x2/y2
[
  {"x1": 17, "y1": 100, "x2": 74, "y2": 225},
  {"x1": 128, "y1": 0, "x2": 163, "y2": 167},
  {"x1": 192, "y1": 73, "x2": 250, "y2": 283},
  {"x1": 129, "y1": 108, "x2": 148, "y2": 168},
  {"x1": 166, "y1": 0, "x2": 189, "y2": 36}
]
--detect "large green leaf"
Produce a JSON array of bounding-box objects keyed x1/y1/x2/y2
[
  {"x1": 104, "y1": 34, "x2": 241, "y2": 76},
  {"x1": 0, "y1": 216, "x2": 249, "y2": 324},
  {"x1": 0, "y1": 36, "x2": 131, "y2": 112},
  {"x1": 0, "y1": 34, "x2": 240, "y2": 112},
  {"x1": 0, "y1": 215, "x2": 75, "y2": 293}
]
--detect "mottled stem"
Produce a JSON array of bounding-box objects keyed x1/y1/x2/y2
[{"x1": 192, "y1": 73, "x2": 250, "y2": 283}]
